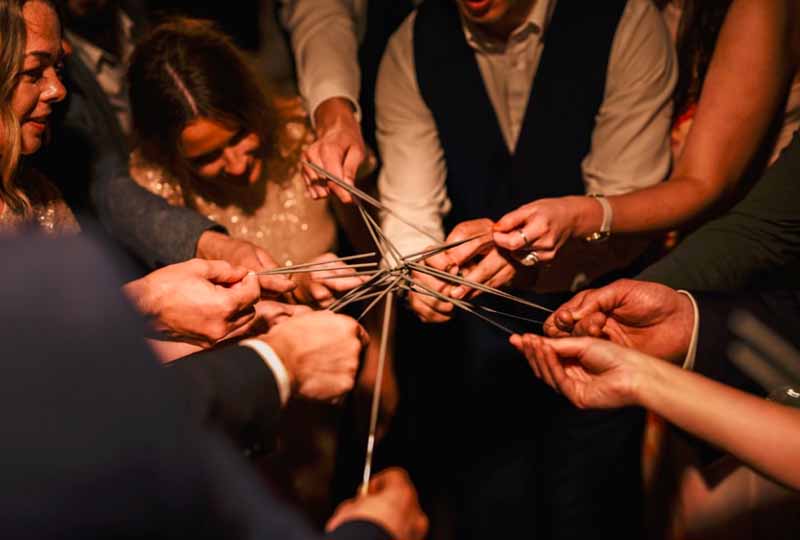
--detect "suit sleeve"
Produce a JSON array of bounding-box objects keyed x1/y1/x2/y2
[
  {"x1": 639, "y1": 133, "x2": 800, "y2": 291},
  {"x1": 43, "y1": 58, "x2": 223, "y2": 269},
  {"x1": 166, "y1": 346, "x2": 283, "y2": 455}
]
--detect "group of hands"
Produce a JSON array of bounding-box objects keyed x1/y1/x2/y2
[{"x1": 121, "y1": 99, "x2": 675, "y2": 539}]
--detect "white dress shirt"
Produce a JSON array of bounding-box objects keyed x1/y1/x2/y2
[
  {"x1": 376, "y1": 0, "x2": 678, "y2": 256},
  {"x1": 65, "y1": 10, "x2": 136, "y2": 136},
  {"x1": 240, "y1": 339, "x2": 292, "y2": 406}
]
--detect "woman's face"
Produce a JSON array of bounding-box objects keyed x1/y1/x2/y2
[
  {"x1": 179, "y1": 117, "x2": 263, "y2": 186},
  {"x1": 11, "y1": 0, "x2": 67, "y2": 155}
]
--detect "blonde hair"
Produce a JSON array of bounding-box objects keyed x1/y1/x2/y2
[{"x1": 0, "y1": 0, "x2": 29, "y2": 215}]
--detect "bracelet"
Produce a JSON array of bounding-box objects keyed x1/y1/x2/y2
[{"x1": 584, "y1": 194, "x2": 612, "y2": 243}]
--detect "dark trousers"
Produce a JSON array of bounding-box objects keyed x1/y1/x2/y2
[{"x1": 371, "y1": 304, "x2": 645, "y2": 540}]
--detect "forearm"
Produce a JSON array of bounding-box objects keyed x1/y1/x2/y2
[
  {"x1": 597, "y1": 175, "x2": 726, "y2": 235},
  {"x1": 637, "y1": 358, "x2": 800, "y2": 489},
  {"x1": 282, "y1": 0, "x2": 360, "y2": 119}
]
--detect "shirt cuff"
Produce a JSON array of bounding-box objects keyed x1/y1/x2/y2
[
  {"x1": 306, "y1": 82, "x2": 362, "y2": 128},
  {"x1": 677, "y1": 290, "x2": 699, "y2": 371},
  {"x1": 239, "y1": 339, "x2": 291, "y2": 406}
]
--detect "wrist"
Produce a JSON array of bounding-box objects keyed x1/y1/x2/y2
[
  {"x1": 314, "y1": 97, "x2": 357, "y2": 134},
  {"x1": 122, "y1": 276, "x2": 157, "y2": 318},
  {"x1": 262, "y1": 334, "x2": 298, "y2": 392},
  {"x1": 196, "y1": 230, "x2": 229, "y2": 259},
  {"x1": 572, "y1": 195, "x2": 604, "y2": 237}
]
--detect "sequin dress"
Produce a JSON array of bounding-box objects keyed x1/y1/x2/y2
[
  {"x1": 130, "y1": 108, "x2": 337, "y2": 266},
  {"x1": 0, "y1": 169, "x2": 80, "y2": 235}
]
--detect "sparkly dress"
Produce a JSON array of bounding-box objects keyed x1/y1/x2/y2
[
  {"x1": 130, "y1": 104, "x2": 337, "y2": 266},
  {"x1": 0, "y1": 168, "x2": 80, "y2": 235}
]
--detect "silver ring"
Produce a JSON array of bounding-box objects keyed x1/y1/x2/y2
[
  {"x1": 520, "y1": 250, "x2": 539, "y2": 267},
  {"x1": 517, "y1": 229, "x2": 530, "y2": 248}
]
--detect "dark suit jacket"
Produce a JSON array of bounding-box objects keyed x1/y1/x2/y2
[
  {"x1": 35, "y1": 2, "x2": 221, "y2": 269},
  {"x1": 0, "y1": 233, "x2": 387, "y2": 540},
  {"x1": 639, "y1": 132, "x2": 800, "y2": 291}
]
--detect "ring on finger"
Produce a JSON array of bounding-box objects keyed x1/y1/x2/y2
[
  {"x1": 517, "y1": 229, "x2": 530, "y2": 248},
  {"x1": 520, "y1": 250, "x2": 539, "y2": 267}
]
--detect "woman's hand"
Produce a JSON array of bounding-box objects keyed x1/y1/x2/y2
[
  {"x1": 291, "y1": 252, "x2": 370, "y2": 309},
  {"x1": 510, "y1": 335, "x2": 651, "y2": 410},
  {"x1": 493, "y1": 196, "x2": 599, "y2": 263}
]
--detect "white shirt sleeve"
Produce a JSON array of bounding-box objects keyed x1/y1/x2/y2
[
  {"x1": 581, "y1": 0, "x2": 677, "y2": 196},
  {"x1": 239, "y1": 339, "x2": 291, "y2": 406},
  {"x1": 376, "y1": 12, "x2": 450, "y2": 256},
  {"x1": 676, "y1": 291, "x2": 700, "y2": 371},
  {"x1": 280, "y1": 0, "x2": 362, "y2": 123}
]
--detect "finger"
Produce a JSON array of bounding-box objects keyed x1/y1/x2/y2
[
  {"x1": 543, "y1": 314, "x2": 570, "y2": 338},
  {"x1": 356, "y1": 323, "x2": 370, "y2": 347},
  {"x1": 409, "y1": 293, "x2": 452, "y2": 323},
  {"x1": 541, "y1": 336, "x2": 598, "y2": 360},
  {"x1": 200, "y1": 259, "x2": 249, "y2": 284},
  {"x1": 493, "y1": 219, "x2": 549, "y2": 252},
  {"x1": 537, "y1": 342, "x2": 559, "y2": 391},
  {"x1": 342, "y1": 142, "x2": 365, "y2": 184},
  {"x1": 424, "y1": 251, "x2": 456, "y2": 272},
  {"x1": 258, "y1": 275, "x2": 296, "y2": 296},
  {"x1": 543, "y1": 342, "x2": 571, "y2": 396},
  {"x1": 493, "y1": 206, "x2": 529, "y2": 233},
  {"x1": 509, "y1": 333, "x2": 524, "y2": 351},
  {"x1": 452, "y1": 252, "x2": 506, "y2": 298},
  {"x1": 309, "y1": 281, "x2": 334, "y2": 305},
  {"x1": 226, "y1": 272, "x2": 262, "y2": 311},
  {"x1": 573, "y1": 312, "x2": 607, "y2": 338},
  {"x1": 522, "y1": 335, "x2": 542, "y2": 379},
  {"x1": 445, "y1": 236, "x2": 493, "y2": 266}
]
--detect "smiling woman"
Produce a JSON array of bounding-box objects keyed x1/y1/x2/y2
[{"x1": 0, "y1": 0, "x2": 77, "y2": 234}]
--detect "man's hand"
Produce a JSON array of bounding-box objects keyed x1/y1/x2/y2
[
  {"x1": 510, "y1": 335, "x2": 653, "y2": 410},
  {"x1": 196, "y1": 231, "x2": 295, "y2": 296},
  {"x1": 408, "y1": 249, "x2": 458, "y2": 323},
  {"x1": 543, "y1": 279, "x2": 695, "y2": 363},
  {"x1": 124, "y1": 259, "x2": 261, "y2": 347},
  {"x1": 302, "y1": 97, "x2": 366, "y2": 203},
  {"x1": 261, "y1": 311, "x2": 369, "y2": 402},
  {"x1": 326, "y1": 468, "x2": 429, "y2": 540},
  {"x1": 291, "y1": 252, "x2": 369, "y2": 309},
  {"x1": 444, "y1": 218, "x2": 516, "y2": 299}
]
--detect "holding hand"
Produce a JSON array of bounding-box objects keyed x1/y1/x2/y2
[
  {"x1": 291, "y1": 252, "x2": 370, "y2": 309},
  {"x1": 261, "y1": 311, "x2": 369, "y2": 402},
  {"x1": 493, "y1": 196, "x2": 599, "y2": 263},
  {"x1": 511, "y1": 335, "x2": 651, "y2": 409},
  {"x1": 543, "y1": 279, "x2": 695, "y2": 363},
  {"x1": 407, "y1": 249, "x2": 458, "y2": 323},
  {"x1": 124, "y1": 259, "x2": 261, "y2": 347},
  {"x1": 302, "y1": 97, "x2": 366, "y2": 203},
  {"x1": 195, "y1": 231, "x2": 295, "y2": 296},
  {"x1": 326, "y1": 468, "x2": 429, "y2": 540}
]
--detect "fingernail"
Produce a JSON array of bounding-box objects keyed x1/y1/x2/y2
[{"x1": 451, "y1": 286, "x2": 465, "y2": 299}]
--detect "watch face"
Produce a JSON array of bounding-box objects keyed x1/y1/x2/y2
[{"x1": 584, "y1": 231, "x2": 610, "y2": 244}]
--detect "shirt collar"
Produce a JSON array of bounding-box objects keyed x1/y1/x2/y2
[
  {"x1": 65, "y1": 10, "x2": 134, "y2": 72},
  {"x1": 462, "y1": 0, "x2": 554, "y2": 53}
]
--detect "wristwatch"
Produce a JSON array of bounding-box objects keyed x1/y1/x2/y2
[{"x1": 584, "y1": 194, "x2": 612, "y2": 243}]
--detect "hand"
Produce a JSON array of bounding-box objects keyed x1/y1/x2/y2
[
  {"x1": 261, "y1": 311, "x2": 369, "y2": 402},
  {"x1": 543, "y1": 279, "x2": 695, "y2": 363},
  {"x1": 444, "y1": 219, "x2": 515, "y2": 299},
  {"x1": 255, "y1": 300, "x2": 312, "y2": 328},
  {"x1": 510, "y1": 335, "x2": 652, "y2": 409},
  {"x1": 493, "y1": 196, "x2": 598, "y2": 263},
  {"x1": 291, "y1": 252, "x2": 370, "y2": 309},
  {"x1": 407, "y1": 249, "x2": 458, "y2": 323},
  {"x1": 124, "y1": 259, "x2": 261, "y2": 347},
  {"x1": 303, "y1": 97, "x2": 366, "y2": 203},
  {"x1": 196, "y1": 231, "x2": 295, "y2": 297},
  {"x1": 326, "y1": 468, "x2": 428, "y2": 540}
]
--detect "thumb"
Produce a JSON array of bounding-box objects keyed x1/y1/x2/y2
[{"x1": 202, "y1": 260, "x2": 249, "y2": 284}]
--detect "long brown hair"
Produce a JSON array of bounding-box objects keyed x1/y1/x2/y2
[
  {"x1": 0, "y1": 0, "x2": 30, "y2": 215},
  {"x1": 655, "y1": 0, "x2": 734, "y2": 118},
  {"x1": 128, "y1": 17, "x2": 290, "y2": 182}
]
